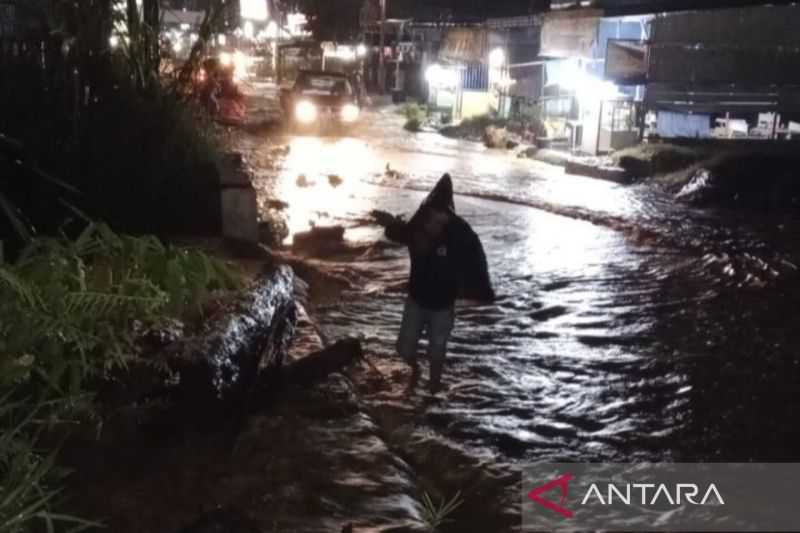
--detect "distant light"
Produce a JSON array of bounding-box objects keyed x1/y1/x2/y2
[
  {"x1": 180, "y1": 23, "x2": 191, "y2": 30},
  {"x1": 266, "y1": 21, "x2": 278, "y2": 39},
  {"x1": 243, "y1": 20, "x2": 254, "y2": 40},
  {"x1": 218, "y1": 34, "x2": 227, "y2": 46},
  {"x1": 550, "y1": 58, "x2": 620, "y2": 105},
  {"x1": 287, "y1": 12, "x2": 309, "y2": 36},
  {"x1": 295, "y1": 100, "x2": 318, "y2": 124},
  {"x1": 219, "y1": 51, "x2": 233, "y2": 66},
  {"x1": 109, "y1": 35, "x2": 120, "y2": 49},
  {"x1": 341, "y1": 104, "x2": 360, "y2": 123},
  {"x1": 357, "y1": 44, "x2": 367, "y2": 57},
  {"x1": 240, "y1": 0, "x2": 268, "y2": 21},
  {"x1": 489, "y1": 48, "x2": 505, "y2": 68},
  {"x1": 425, "y1": 64, "x2": 458, "y2": 88},
  {"x1": 232, "y1": 50, "x2": 248, "y2": 81},
  {"x1": 173, "y1": 40, "x2": 183, "y2": 54},
  {"x1": 325, "y1": 45, "x2": 357, "y2": 62}
]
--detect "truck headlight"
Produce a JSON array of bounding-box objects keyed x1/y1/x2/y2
[
  {"x1": 341, "y1": 104, "x2": 360, "y2": 123},
  {"x1": 295, "y1": 101, "x2": 317, "y2": 124}
]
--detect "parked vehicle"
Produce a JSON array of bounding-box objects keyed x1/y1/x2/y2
[{"x1": 280, "y1": 70, "x2": 361, "y2": 132}]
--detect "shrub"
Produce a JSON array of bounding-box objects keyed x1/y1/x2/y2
[
  {"x1": 0, "y1": 395, "x2": 101, "y2": 533},
  {"x1": 401, "y1": 103, "x2": 428, "y2": 123},
  {"x1": 0, "y1": 223, "x2": 241, "y2": 399},
  {"x1": 404, "y1": 118, "x2": 422, "y2": 132}
]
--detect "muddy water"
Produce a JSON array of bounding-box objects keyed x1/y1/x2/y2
[{"x1": 245, "y1": 107, "x2": 800, "y2": 529}]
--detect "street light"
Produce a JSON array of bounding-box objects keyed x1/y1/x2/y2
[{"x1": 489, "y1": 48, "x2": 506, "y2": 68}]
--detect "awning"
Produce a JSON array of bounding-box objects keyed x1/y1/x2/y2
[{"x1": 439, "y1": 28, "x2": 489, "y2": 63}]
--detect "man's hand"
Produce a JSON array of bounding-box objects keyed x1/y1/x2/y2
[{"x1": 370, "y1": 209, "x2": 400, "y2": 228}]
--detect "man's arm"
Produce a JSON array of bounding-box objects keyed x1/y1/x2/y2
[{"x1": 371, "y1": 210, "x2": 410, "y2": 244}]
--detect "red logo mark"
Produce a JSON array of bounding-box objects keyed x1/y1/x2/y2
[{"x1": 527, "y1": 473, "x2": 574, "y2": 519}]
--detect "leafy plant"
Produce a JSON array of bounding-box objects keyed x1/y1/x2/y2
[
  {"x1": 401, "y1": 103, "x2": 428, "y2": 121},
  {"x1": 404, "y1": 118, "x2": 423, "y2": 132},
  {"x1": 0, "y1": 223, "x2": 241, "y2": 398},
  {"x1": 419, "y1": 490, "x2": 464, "y2": 532},
  {"x1": 0, "y1": 394, "x2": 101, "y2": 533}
]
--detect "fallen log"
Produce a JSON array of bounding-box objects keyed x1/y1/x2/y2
[
  {"x1": 284, "y1": 338, "x2": 364, "y2": 387},
  {"x1": 95, "y1": 265, "x2": 298, "y2": 434}
]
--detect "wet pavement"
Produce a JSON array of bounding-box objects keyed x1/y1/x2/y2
[{"x1": 235, "y1": 103, "x2": 800, "y2": 531}]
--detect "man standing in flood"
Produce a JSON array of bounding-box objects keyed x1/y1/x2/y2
[{"x1": 372, "y1": 174, "x2": 495, "y2": 394}]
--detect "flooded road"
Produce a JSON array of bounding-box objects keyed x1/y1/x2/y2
[{"x1": 241, "y1": 105, "x2": 800, "y2": 528}]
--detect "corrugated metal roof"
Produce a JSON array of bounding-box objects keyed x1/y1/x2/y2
[{"x1": 552, "y1": 0, "x2": 799, "y2": 15}]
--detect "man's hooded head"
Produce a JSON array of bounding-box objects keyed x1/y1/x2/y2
[
  {"x1": 421, "y1": 173, "x2": 455, "y2": 213},
  {"x1": 409, "y1": 174, "x2": 455, "y2": 245}
]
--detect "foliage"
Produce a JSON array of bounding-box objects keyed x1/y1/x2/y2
[
  {"x1": 419, "y1": 490, "x2": 464, "y2": 532},
  {"x1": 74, "y1": 85, "x2": 223, "y2": 235},
  {"x1": 401, "y1": 103, "x2": 428, "y2": 122},
  {"x1": 0, "y1": 223, "x2": 241, "y2": 398},
  {"x1": 0, "y1": 134, "x2": 86, "y2": 259},
  {"x1": 0, "y1": 396, "x2": 101, "y2": 533},
  {"x1": 404, "y1": 118, "x2": 423, "y2": 132},
  {"x1": 401, "y1": 103, "x2": 427, "y2": 132},
  {"x1": 0, "y1": 0, "x2": 227, "y2": 240}
]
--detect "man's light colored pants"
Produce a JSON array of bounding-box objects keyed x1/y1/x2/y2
[{"x1": 396, "y1": 297, "x2": 455, "y2": 387}]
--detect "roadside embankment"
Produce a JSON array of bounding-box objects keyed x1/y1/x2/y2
[{"x1": 613, "y1": 141, "x2": 800, "y2": 210}]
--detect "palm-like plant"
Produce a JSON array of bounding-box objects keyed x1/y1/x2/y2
[
  {"x1": 419, "y1": 490, "x2": 464, "y2": 532},
  {"x1": 0, "y1": 395, "x2": 102, "y2": 533}
]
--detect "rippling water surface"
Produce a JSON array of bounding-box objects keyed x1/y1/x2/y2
[{"x1": 247, "y1": 107, "x2": 800, "y2": 472}]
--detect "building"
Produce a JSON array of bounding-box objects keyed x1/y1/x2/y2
[
  {"x1": 359, "y1": 0, "x2": 467, "y2": 96},
  {"x1": 642, "y1": 4, "x2": 800, "y2": 140},
  {"x1": 535, "y1": 9, "x2": 646, "y2": 154}
]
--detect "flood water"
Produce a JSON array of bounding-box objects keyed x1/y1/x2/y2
[{"x1": 242, "y1": 106, "x2": 800, "y2": 528}]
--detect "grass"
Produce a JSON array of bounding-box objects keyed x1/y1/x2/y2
[
  {"x1": 419, "y1": 490, "x2": 464, "y2": 532},
  {"x1": 0, "y1": 396, "x2": 103, "y2": 533}
]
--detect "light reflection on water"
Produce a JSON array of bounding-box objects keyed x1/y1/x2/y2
[{"x1": 274, "y1": 136, "x2": 380, "y2": 240}]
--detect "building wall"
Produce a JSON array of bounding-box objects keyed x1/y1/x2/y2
[
  {"x1": 648, "y1": 5, "x2": 800, "y2": 86},
  {"x1": 460, "y1": 90, "x2": 491, "y2": 119}
]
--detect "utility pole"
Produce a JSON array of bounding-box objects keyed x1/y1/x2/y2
[{"x1": 378, "y1": 0, "x2": 386, "y2": 93}]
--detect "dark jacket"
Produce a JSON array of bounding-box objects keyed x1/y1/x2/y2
[{"x1": 384, "y1": 175, "x2": 495, "y2": 310}]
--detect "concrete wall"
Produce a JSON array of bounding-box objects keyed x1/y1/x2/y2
[{"x1": 459, "y1": 90, "x2": 491, "y2": 120}]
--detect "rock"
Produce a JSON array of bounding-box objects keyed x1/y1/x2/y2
[
  {"x1": 617, "y1": 154, "x2": 653, "y2": 179},
  {"x1": 258, "y1": 218, "x2": 288, "y2": 248},
  {"x1": 483, "y1": 125, "x2": 511, "y2": 149},
  {"x1": 328, "y1": 174, "x2": 343, "y2": 187},
  {"x1": 267, "y1": 199, "x2": 289, "y2": 211},
  {"x1": 296, "y1": 174, "x2": 311, "y2": 187},
  {"x1": 565, "y1": 159, "x2": 630, "y2": 183},
  {"x1": 292, "y1": 225, "x2": 346, "y2": 257}
]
